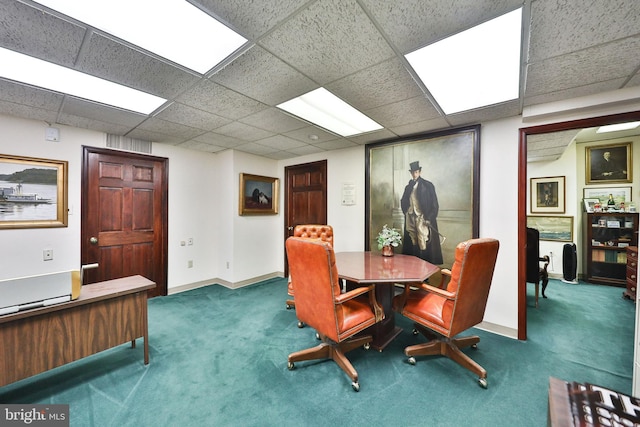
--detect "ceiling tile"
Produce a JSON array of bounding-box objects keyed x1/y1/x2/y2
[
  {"x1": 347, "y1": 128, "x2": 397, "y2": 145},
  {"x1": 526, "y1": 37, "x2": 640, "y2": 97},
  {"x1": 155, "y1": 102, "x2": 232, "y2": 131},
  {"x1": 365, "y1": 95, "x2": 441, "y2": 128},
  {"x1": 210, "y1": 45, "x2": 317, "y2": 105},
  {"x1": 311, "y1": 139, "x2": 357, "y2": 150},
  {"x1": 523, "y1": 79, "x2": 627, "y2": 107},
  {"x1": 529, "y1": 0, "x2": 640, "y2": 61},
  {"x1": 239, "y1": 108, "x2": 307, "y2": 133},
  {"x1": 0, "y1": 100, "x2": 59, "y2": 123},
  {"x1": 125, "y1": 128, "x2": 184, "y2": 145},
  {"x1": 136, "y1": 117, "x2": 203, "y2": 140},
  {"x1": 284, "y1": 125, "x2": 340, "y2": 143},
  {"x1": 196, "y1": 0, "x2": 307, "y2": 40},
  {"x1": 326, "y1": 58, "x2": 424, "y2": 111},
  {"x1": 0, "y1": 79, "x2": 64, "y2": 111},
  {"x1": 61, "y1": 97, "x2": 147, "y2": 128},
  {"x1": 76, "y1": 33, "x2": 200, "y2": 100},
  {"x1": 361, "y1": 0, "x2": 522, "y2": 53},
  {"x1": 286, "y1": 144, "x2": 326, "y2": 156},
  {"x1": 446, "y1": 101, "x2": 521, "y2": 126},
  {"x1": 57, "y1": 113, "x2": 136, "y2": 136},
  {"x1": 176, "y1": 80, "x2": 268, "y2": 120},
  {"x1": 254, "y1": 135, "x2": 307, "y2": 151},
  {"x1": 192, "y1": 132, "x2": 247, "y2": 149},
  {"x1": 214, "y1": 121, "x2": 274, "y2": 141},
  {"x1": 234, "y1": 142, "x2": 280, "y2": 155},
  {"x1": 0, "y1": 0, "x2": 85, "y2": 67},
  {"x1": 388, "y1": 118, "x2": 451, "y2": 137},
  {"x1": 259, "y1": 0, "x2": 395, "y2": 84}
]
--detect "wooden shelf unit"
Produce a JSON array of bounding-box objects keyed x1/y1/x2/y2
[{"x1": 584, "y1": 212, "x2": 639, "y2": 286}]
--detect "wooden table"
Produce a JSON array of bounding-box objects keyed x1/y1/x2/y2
[
  {"x1": 0, "y1": 275, "x2": 155, "y2": 387},
  {"x1": 335, "y1": 252, "x2": 439, "y2": 351}
]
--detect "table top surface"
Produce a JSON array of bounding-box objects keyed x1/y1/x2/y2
[{"x1": 335, "y1": 251, "x2": 440, "y2": 284}]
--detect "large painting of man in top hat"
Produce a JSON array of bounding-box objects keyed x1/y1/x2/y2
[
  {"x1": 400, "y1": 160, "x2": 443, "y2": 264},
  {"x1": 366, "y1": 126, "x2": 480, "y2": 268}
]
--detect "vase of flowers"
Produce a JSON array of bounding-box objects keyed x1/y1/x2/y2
[{"x1": 377, "y1": 224, "x2": 402, "y2": 257}]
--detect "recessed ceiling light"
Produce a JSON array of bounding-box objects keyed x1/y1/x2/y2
[
  {"x1": 0, "y1": 47, "x2": 166, "y2": 114},
  {"x1": 406, "y1": 8, "x2": 522, "y2": 114},
  {"x1": 34, "y1": 0, "x2": 247, "y2": 74},
  {"x1": 596, "y1": 122, "x2": 640, "y2": 133},
  {"x1": 277, "y1": 88, "x2": 383, "y2": 137}
]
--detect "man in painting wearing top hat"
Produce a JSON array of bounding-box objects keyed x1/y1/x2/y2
[{"x1": 400, "y1": 161, "x2": 443, "y2": 265}]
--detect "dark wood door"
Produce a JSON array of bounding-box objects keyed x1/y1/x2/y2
[
  {"x1": 81, "y1": 147, "x2": 168, "y2": 297},
  {"x1": 284, "y1": 160, "x2": 327, "y2": 276}
]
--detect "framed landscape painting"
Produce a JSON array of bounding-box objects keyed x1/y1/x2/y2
[
  {"x1": 526, "y1": 215, "x2": 574, "y2": 242},
  {"x1": 0, "y1": 154, "x2": 68, "y2": 229}
]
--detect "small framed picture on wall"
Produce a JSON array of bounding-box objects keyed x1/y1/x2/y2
[{"x1": 530, "y1": 176, "x2": 565, "y2": 214}]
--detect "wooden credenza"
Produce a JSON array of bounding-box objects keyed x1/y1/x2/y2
[{"x1": 0, "y1": 275, "x2": 155, "y2": 387}]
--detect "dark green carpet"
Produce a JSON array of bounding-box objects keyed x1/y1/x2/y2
[{"x1": 0, "y1": 278, "x2": 634, "y2": 426}]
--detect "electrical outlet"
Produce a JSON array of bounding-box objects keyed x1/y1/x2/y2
[
  {"x1": 188, "y1": 260, "x2": 193, "y2": 268},
  {"x1": 188, "y1": 238, "x2": 193, "y2": 246},
  {"x1": 43, "y1": 249, "x2": 53, "y2": 261}
]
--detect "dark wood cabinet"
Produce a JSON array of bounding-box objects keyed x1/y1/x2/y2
[
  {"x1": 625, "y1": 246, "x2": 638, "y2": 300},
  {"x1": 584, "y1": 212, "x2": 638, "y2": 286}
]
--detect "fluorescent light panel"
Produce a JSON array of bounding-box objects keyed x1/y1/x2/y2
[
  {"x1": 277, "y1": 88, "x2": 383, "y2": 137},
  {"x1": 406, "y1": 8, "x2": 522, "y2": 114},
  {"x1": 0, "y1": 47, "x2": 166, "y2": 114},
  {"x1": 35, "y1": 0, "x2": 247, "y2": 74},
  {"x1": 596, "y1": 122, "x2": 640, "y2": 133}
]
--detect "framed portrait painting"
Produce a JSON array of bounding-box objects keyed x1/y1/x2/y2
[
  {"x1": 0, "y1": 154, "x2": 68, "y2": 229},
  {"x1": 239, "y1": 173, "x2": 279, "y2": 215},
  {"x1": 365, "y1": 125, "x2": 480, "y2": 267},
  {"x1": 530, "y1": 176, "x2": 565, "y2": 214},
  {"x1": 586, "y1": 142, "x2": 632, "y2": 184}
]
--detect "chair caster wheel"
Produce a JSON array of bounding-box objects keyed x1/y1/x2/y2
[
  {"x1": 315, "y1": 332, "x2": 320, "y2": 340},
  {"x1": 408, "y1": 356, "x2": 416, "y2": 365},
  {"x1": 478, "y1": 378, "x2": 488, "y2": 389},
  {"x1": 471, "y1": 344, "x2": 478, "y2": 349},
  {"x1": 412, "y1": 329, "x2": 419, "y2": 335},
  {"x1": 363, "y1": 343, "x2": 370, "y2": 350},
  {"x1": 352, "y1": 381, "x2": 360, "y2": 392},
  {"x1": 286, "y1": 304, "x2": 292, "y2": 310},
  {"x1": 297, "y1": 321, "x2": 304, "y2": 328},
  {"x1": 288, "y1": 362, "x2": 295, "y2": 370}
]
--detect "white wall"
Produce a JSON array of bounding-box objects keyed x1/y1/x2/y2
[{"x1": 2, "y1": 85, "x2": 640, "y2": 338}]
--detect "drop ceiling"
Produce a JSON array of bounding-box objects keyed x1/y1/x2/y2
[{"x1": 0, "y1": 0, "x2": 639, "y2": 160}]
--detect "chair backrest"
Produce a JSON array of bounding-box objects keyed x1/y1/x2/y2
[
  {"x1": 445, "y1": 238, "x2": 500, "y2": 337},
  {"x1": 526, "y1": 227, "x2": 540, "y2": 284},
  {"x1": 293, "y1": 225, "x2": 334, "y2": 247},
  {"x1": 286, "y1": 236, "x2": 342, "y2": 341}
]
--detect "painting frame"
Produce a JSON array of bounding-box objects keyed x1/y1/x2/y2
[
  {"x1": 530, "y1": 176, "x2": 565, "y2": 214},
  {"x1": 0, "y1": 154, "x2": 68, "y2": 229},
  {"x1": 586, "y1": 142, "x2": 632, "y2": 184},
  {"x1": 583, "y1": 198, "x2": 600, "y2": 213},
  {"x1": 238, "y1": 173, "x2": 279, "y2": 216},
  {"x1": 526, "y1": 215, "x2": 574, "y2": 242},
  {"x1": 365, "y1": 125, "x2": 480, "y2": 266},
  {"x1": 583, "y1": 186, "x2": 632, "y2": 208}
]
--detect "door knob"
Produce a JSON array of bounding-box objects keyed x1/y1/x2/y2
[{"x1": 90, "y1": 237, "x2": 98, "y2": 245}]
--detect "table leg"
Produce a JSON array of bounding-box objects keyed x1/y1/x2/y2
[{"x1": 346, "y1": 281, "x2": 401, "y2": 351}]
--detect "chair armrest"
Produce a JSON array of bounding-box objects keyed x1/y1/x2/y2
[
  {"x1": 335, "y1": 285, "x2": 384, "y2": 322},
  {"x1": 335, "y1": 285, "x2": 372, "y2": 303},
  {"x1": 437, "y1": 269, "x2": 452, "y2": 289},
  {"x1": 418, "y1": 283, "x2": 456, "y2": 300}
]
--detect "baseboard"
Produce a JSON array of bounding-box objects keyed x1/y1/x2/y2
[
  {"x1": 167, "y1": 272, "x2": 285, "y2": 294},
  {"x1": 476, "y1": 320, "x2": 518, "y2": 340}
]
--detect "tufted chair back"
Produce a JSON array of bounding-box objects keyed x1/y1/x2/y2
[{"x1": 293, "y1": 225, "x2": 334, "y2": 247}]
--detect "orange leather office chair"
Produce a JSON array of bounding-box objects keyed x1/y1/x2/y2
[
  {"x1": 393, "y1": 238, "x2": 499, "y2": 388},
  {"x1": 286, "y1": 225, "x2": 334, "y2": 327},
  {"x1": 285, "y1": 237, "x2": 383, "y2": 392}
]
